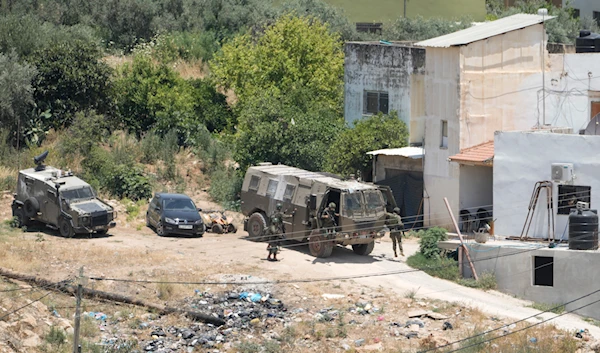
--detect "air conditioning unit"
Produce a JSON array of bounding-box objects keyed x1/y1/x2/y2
[{"x1": 551, "y1": 163, "x2": 574, "y2": 182}]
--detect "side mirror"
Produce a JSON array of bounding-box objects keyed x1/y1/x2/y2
[
  {"x1": 309, "y1": 194, "x2": 317, "y2": 211},
  {"x1": 197, "y1": 208, "x2": 202, "y2": 212}
]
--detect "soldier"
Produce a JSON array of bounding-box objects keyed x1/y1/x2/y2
[
  {"x1": 266, "y1": 203, "x2": 294, "y2": 261},
  {"x1": 385, "y1": 207, "x2": 404, "y2": 257},
  {"x1": 320, "y1": 202, "x2": 339, "y2": 235}
]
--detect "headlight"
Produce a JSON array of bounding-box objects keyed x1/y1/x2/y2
[
  {"x1": 195, "y1": 219, "x2": 203, "y2": 224},
  {"x1": 81, "y1": 216, "x2": 90, "y2": 225},
  {"x1": 165, "y1": 217, "x2": 177, "y2": 224}
]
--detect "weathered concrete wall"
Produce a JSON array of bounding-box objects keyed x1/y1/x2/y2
[
  {"x1": 457, "y1": 241, "x2": 600, "y2": 320},
  {"x1": 373, "y1": 155, "x2": 422, "y2": 183},
  {"x1": 494, "y1": 131, "x2": 600, "y2": 238},
  {"x1": 459, "y1": 165, "x2": 493, "y2": 213},
  {"x1": 344, "y1": 42, "x2": 426, "y2": 144},
  {"x1": 423, "y1": 47, "x2": 461, "y2": 229},
  {"x1": 459, "y1": 24, "x2": 546, "y2": 150},
  {"x1": 566, "y1": 0, "x2": 600, "y2": 19}
]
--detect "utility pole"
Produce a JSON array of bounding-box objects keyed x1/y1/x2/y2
[
  {"x1": 73, "y1": 267, "x2": 83, "y2": 353},
  {"x1": 539, "y1": 8, "x2": 548, "y2": 126},
  {"x1": 403, "y1": 0, "x2": 407, "y2": 18}
]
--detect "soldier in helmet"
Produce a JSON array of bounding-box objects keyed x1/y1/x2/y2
[
  {"x1": 385, "y1": 207, "x2": 404, "y2": 257},
  {"x1": 266, "y1": 203, "x2": 295, "y2": 261},
  {"x1": 320, "y1": 202, "x2": 339, "y2": 235}
]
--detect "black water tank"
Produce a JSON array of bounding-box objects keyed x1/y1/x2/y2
[
  {"x1": 569, "y1": 208, "x2": 599, "y2": 250},
  {"x1": 576, "y1": 30, "x2": 600, "y2": 53}
]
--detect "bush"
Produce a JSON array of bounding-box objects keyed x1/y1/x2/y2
[
  {"x1": 44, "y1": 325, "x2": 67, "y2": 347},
  {"x1": 457, "y1": 271, "x2": 497, "y2": 290},
  {"x1": 107, "y1": 165, "x2": 152, "y2": 201},
  {"x1": 208, "y1": 167, "x2": 242, "y2": 210},
  {"x1": 419, "y1": 227, "x2": 448, "y2": 259},
  {"x1": 59, "y1": 110, "x2": 109, "y2": 157},
  {"x1": 406, "y1": 252, "x2": 460, "y2": 281}
]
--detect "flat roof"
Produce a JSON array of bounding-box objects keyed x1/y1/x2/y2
[
  {"x1": 416, "y1": 14, "x2": 555, "y2": 48},
  {"x1": 249, "y1": 164, "x2": 376, "y2": 191},
  {"x1": 20, "y1": 167, "x2": 89, "y2": 189}
]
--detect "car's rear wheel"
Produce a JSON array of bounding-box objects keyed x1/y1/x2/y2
[
  {"x1": 58, "y1": 217, "x2": 74, "y2": 238},
  {"x1": 309, "y1": 230, "x2": 333, "y2": 258},
  {"x1": 156, "y1": 222, "x2": 165, "y2": 236},
  {"x1": 247, "y1": 212, "x2": 267, "y2": 241},
  {"x1": 212, "y1": 224, "x2": 223, "y2": 234},
  {"x1": 13, "y1": 208, "x2": 29, "y2": 228},
  {"x1": 352, "y1": 241, "x2": 375, "y2": 256}
]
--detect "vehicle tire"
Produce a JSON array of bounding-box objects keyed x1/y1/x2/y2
[
  {"x1": 212, "y1": 224, "x2": 224, "y2": 234},
  {"x1": 309, "y1": 230, "x2": 333, "y2": 258},
  {"x1": 156, "y1": 222, "x2": 165, "y2": 236},
  {"x1": 247, "y1": 212, "x2": 267, "y2": 241},
  {"x1": 96, "y1": 229, "x2": 108, "y2": 235},
  {"x1": 58, "y1": 217, "x2": 74, "y2": 238},
  {"x1": 23, "y1": 197, "x2": 40, "y2": 219},
  {"x1": 352, "y1": 241, "x2": 375, "y2": 256},
  {"x1": 13, "y1": 208, "x2": 30, "y2": 228},
  {"x1": 227, "y1": 224, "x2": 237, "y2": 233}
]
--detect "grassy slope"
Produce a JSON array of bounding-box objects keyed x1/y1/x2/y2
[{"x1": 324, "y1": 0, "x2": 486, "y2": 22}]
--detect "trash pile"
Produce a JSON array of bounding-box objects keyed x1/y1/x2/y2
[{"x1": 140, "y1": 289, "x2": 288, "y2": 352}]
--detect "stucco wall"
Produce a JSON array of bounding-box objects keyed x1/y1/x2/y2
[
  {"x1": 458, "y1": 242, "x2": 600, "y2": 320},
  {"x1": 494, "y1": 131, "x2": 600, "y2": 238},
  {"x1": 344, "y1": 43, "x2": 426, "y2": 144},
  {"x1": 566, "y1": 0, "x2": 600, "y2": 18},
  {"x1": 423, "y1": 47, "x2": 461, "y2": 228},
  {"x1": 459, "y1": 24, "x2": 546, "y2": 149},
  {"x1": 459, "y1": 165, "x2": 493, "y2": 213}
]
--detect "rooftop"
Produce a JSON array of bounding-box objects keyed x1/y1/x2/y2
[
  {"x1": 367, "y1": 146, "x2": 424, "y2": 159},
  {"x1": 20, "y1": 167, "x2": 89, "y2": 189},
  {"x1": 415, "y1": 13, "x2": 555, "y2": 48},
  {"x1": 448, "y1": 141, "x2": 494, "y2": 166}
]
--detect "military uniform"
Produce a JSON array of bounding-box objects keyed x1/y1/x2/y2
[
  {"x1": 320, "y1": 203, "x2": 338, "y2": 235},
  {"x1": 385, "y1": 209, "x2": 404, "y2": 257},
  {"x1": 266, "y1": 206, "x2": 293, "y2": 261}
]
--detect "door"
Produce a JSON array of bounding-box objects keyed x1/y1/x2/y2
[
  {"x1": 43, "y1": 189, "x2": 60, "y2": 225},
  {"x1": 377, "y1": 185, "x2": 398, "y2": 213},
  {"x1": 592, "y1": 102, "x2": 600, "y2": 120}
]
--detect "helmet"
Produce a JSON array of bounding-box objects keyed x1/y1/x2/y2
[
  {"x1": 276, "y1": 203, "x2": 282, "y2": 210},
  {"x1": 393, "y1": 207, "x2": 400, "y2": 214},
  {"x1": 329, "y1": 202, "x2": 336, "y2": 209}
]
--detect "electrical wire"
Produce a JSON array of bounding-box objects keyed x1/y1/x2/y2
[{"x1": 0, "y1": 291, "x2": 53, "y2": 321}]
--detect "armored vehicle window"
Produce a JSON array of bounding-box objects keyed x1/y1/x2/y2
[
  {"x1": 61, "y1": 187, "x2": 94, "y2": 201},
  {"x1": 343, "y1": 192, "x2": 364, "y2": 217},
  {"x1": 283, "y1": 184, "x2": 295, "y2": 201},
  {"x1": 365, "y1": 191, "x2": 384, "y2": 214},
  {"x1": 266, "y1": 180, "x2": 278, "y2": 197},
  {"x1": 249, "y1": 175, "x2": 261, "y2": 191},
  {"x1": 47, "y1": 189, "x2": 57, "y2": 201}
]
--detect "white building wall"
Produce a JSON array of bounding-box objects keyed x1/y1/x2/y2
[
  {"x1": 459, "y1": 165, "x2": 493, "y2": 212},
  {"x1": 565, "y1": 0, "x2": 600, "y2": 19},
  {"x1": 343, "y1": 43, "x2": 426, "y2": 144},
  {"x1": 494, "y1": 131, "x2": 600, "y2": 238},
  {"x1": 423, "y1": 47, "x2": 461, "y2": 229}
]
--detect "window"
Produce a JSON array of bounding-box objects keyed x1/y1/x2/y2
[
  {"x1": 343, "y1": 192, "x2": 364, "y2": 217},
  {"x1": 533, "y1": 256, "x2": 553, "y2": 287},
  {"x1": 248, "y1": 175, "x2": 260, "y2": 191},
  {"x1": 573, "y1": 9, "x2": 580, "y2": 18},
  {"x1": 363, "y1": 91, "x2": 389, "y2": 115},
  {"x1": 558, "y1": 185, "x2": 591, "y2": 215},
  {"x1": 283, "y1": 184, "x2": 296, "y2": 201},
  {"x1": 266, "y1": 180, "x2": 279, "y2": 197},
  {"x1": 440, "y1": 120, "x2": 448, "y2": 148},
  {"x1": 595, "y1": 11, "x2": 600, "y2": 26}
]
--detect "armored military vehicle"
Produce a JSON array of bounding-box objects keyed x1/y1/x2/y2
[
  {"x1": 11, "y1": 151, "x2": 116, "y2": 237},
  {"x1": 241, "y1": 163, "x2": 397, "y2": 258}
]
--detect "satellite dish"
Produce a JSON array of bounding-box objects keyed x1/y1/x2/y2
[{"x1": 583, "y1": 113, "x2": 600, "y2": 136}]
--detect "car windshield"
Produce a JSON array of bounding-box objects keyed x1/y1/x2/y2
[
  {"x1": 342, "y1": 192, "x2": 365, "y2": 217},
  {"x1": 61, "y1": 187, "x2": 94, "y2": 201},
  {"x1": 163, "y1": 198, "x2": 196, "y2": 211},
  {"x1": 364, "y1": 191, "x2": 384, "y2": 214}
]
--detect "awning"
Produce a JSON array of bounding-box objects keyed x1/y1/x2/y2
[
  {"x1": 367, "y1": 147, "x2": 424, "y2": 159},
  {"x1": 448, "y1": 141, "x2": 494, "y2": 166}
]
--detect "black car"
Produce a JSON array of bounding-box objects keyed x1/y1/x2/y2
[{"x1": 146, "y1": 193, "x2": 205, "y2": 237}]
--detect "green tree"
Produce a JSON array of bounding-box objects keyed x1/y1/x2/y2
[
  {"x1": 31, "y1": 40, "x2": 114, "y2": 130},
  {"x1": 210, "y1": 15, "x2": 344, "y2": 109},
  {"x1": 234, "y1": 88, "x2": 344, "y2": 171},
  {"x1": 196, "y1": 0, "x2": 276, "y2": 41},
  {"x1": 326, "y1": 112, "x2": 409, "y2": 179},
  {"x1": 279, "y1": 0, "x2": 358, "y2": 40},
  {"x1": 0, "y1": 50, "x2": 37, "y2": 146}
]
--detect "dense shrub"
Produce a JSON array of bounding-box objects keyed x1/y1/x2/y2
[
  {"x1": 419, "y1": 227, "x2": 448, "y2": 259},
  {"x1": 208, "y1": 167, "x2": 242, "y2": 210}
]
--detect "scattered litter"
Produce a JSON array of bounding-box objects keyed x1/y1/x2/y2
[
  {"x1": 322, "y1": 293, "x2": 345, "y2": 300},
  {"x1": 354, "y1": 338, "x2": 365, "y2": 347},
  {"x1": 442, "y1": 322, "x2": 453, "y2": 330},
  {"x1": 529, "y1": 337, "x2": 537, "y2": 343},
  {"x1": 405, "y1": 319, "x2": 425, "y2": 328}
]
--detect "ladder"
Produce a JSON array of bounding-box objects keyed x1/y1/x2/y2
[{"x1": 520, "y1": 181, "x2": 555, "y2": 241}]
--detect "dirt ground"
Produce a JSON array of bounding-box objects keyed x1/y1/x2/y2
[{"x1": 0, "y1": 191, "x2": 599, "y2": 352}]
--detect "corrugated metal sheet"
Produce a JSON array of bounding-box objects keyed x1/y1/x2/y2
[
  {"x1": 249, "y1": 164, "x2": 375, "y2": 190},
  {"x1": 448, "y1": 141, "x2": 494, "y2": 165},
  {"x1": 415, "y1": 14, "x2": 555, "y2": 48},
  {"x1": 367, "y1": 147, "x2": 424, "y2": 159}
]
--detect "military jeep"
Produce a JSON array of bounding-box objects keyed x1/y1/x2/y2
[{"x1": 11, "y1": 151, "x2": 116, "y2": 237}]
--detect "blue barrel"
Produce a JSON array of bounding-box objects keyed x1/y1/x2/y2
[{"x1": 569, "y1": 208, "x2": 599, "y2": 250}]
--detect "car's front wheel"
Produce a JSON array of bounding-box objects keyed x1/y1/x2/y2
[
  {"x1": 58, "y1": 217, "x2": 74, "y2": 238},
  {"x1": 156, "y1": 222, "x2": 165, "y2": 236},
  {"x1": 13, "y1": 208, "x2": 30, "y2": 228}
]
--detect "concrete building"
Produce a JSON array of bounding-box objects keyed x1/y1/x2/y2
[
  {"x1": 415, "y1": 14, "x2": 554, "y2": 229},
  {"x1": 567, "y1": 0, "x2": 600, "y2": 20},
  {"x1": 343, "y1": 42, "x2": 426, "y2": 145}
]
